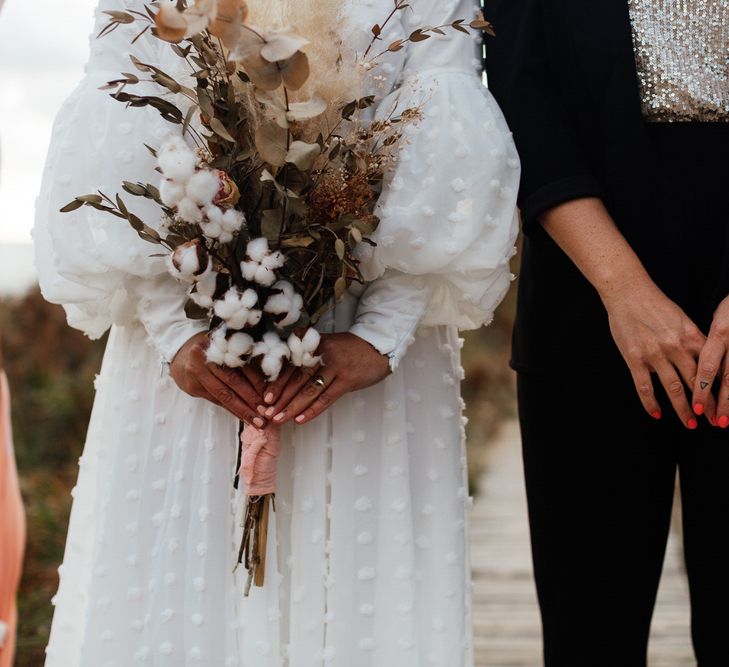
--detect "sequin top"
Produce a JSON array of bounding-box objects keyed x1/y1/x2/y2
[{"x1": 628, "y1": 0, "x2": 729, "y2": 122}]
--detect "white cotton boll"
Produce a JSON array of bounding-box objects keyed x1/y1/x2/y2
[
  {"x1": 246, "y1": 237, "x2": 270, "y2": 263},
  {"x1": 213, "y1": 287, "x2": 262, "y2": 329},
  {"x1": 176, "y1": 197, "x2": 202, "y2": 223},
  {"x1": 186, "y1": 170, "x2": 220, "y2": 206},
  {"x1": 301, "y1": 328, "x2": 321, "y2": 353},
  {"x1": 222, "y1": 209, "x2": 244, "y2": 234},
  {"x1": 189, "y1": 270, "x2": 218, "y2": 308},
  {"x1": 167, "y1": 240, "x2": 209, "y2": 283},
  {"x1": 206, "y1": 205, "x2": 224, "y2": 224},
  {"x1": 157, "y1": 137, "x2": 197, "y2": 182},
  {"x1": 205, "y1": 330, "x2": 227, "y2": 365},
  {"x1": 261, "y1": 250, "x2": 285, "y2": 270},
  {"x1": 252, "y1": 332, "x2": 291, "y2": 381},
  {"x1": 227, "y1": 332, "x2": 254, "y2": 357},
  {"x1": 199, "y1": 218, "x2": 224, "y2": 241},
  {"x1": 159, "y1": 179, "x2": 186, "y2": 207},
  {"x1": 265, "y1": 281, "x2": 304, "y2": 328},
  {"x1": 241, "y1": 238, "x2": 285, "y2": 287},
  {"x1": 288, "y1": 328, "x2": 322, "y2": 368}
]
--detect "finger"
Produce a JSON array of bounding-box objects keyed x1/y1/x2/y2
[
  {"x1": 268, "y1": 367, "x2": 319, "y2": 419},
  {"x1": 654, "y1": 362, "x2": 696, "y2": 429},
  {"x1": 262, "y1": 364, "x2": 299, "y2": 407},
  {"x1": 198, "y1": 368, "x2": 266, "y2": 427},
  {"x1": 242, "y1": 365, "x2": 267, "y2": 398},
  {"x1": 272, "y1": 371, "x2": 335, "y2": 425},
  {"x1": 714, "y1": 357, "x2": 729, "y2": 429},
  {"x1": 293, "y1": 380, "x2": 346, "y2": 424},
  {"x1": 692, "y1": 336, "x2": 725, "y2": 417},
  {"x1": 629, "y1": 364, "x2": 662, "y2": 419},
  {"x1": 208, "y1": 363, "x2": 265, "y2": 414}
]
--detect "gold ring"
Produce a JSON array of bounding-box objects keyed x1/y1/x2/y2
[{"x1": 311, "y1": 375, "x2": 327, "y2": 390}]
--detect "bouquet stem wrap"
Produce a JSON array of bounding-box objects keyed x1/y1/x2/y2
[{"x1": 237, "y1": 424, "x2": 280, "y2": 595}]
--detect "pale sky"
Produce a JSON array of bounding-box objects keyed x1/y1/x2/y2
[{"x1": 0, "y1": 0, "x2": 96, "y2": 243}]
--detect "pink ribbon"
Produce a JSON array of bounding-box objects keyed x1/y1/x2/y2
[{"x1": 240, "y1": 424, "x2": 281, "y2": 496}]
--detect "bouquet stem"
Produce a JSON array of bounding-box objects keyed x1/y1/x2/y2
[
  {"x1": 238, "y1": 492, "x2": 274, "y2": 596},
  {"x1": 235, "y1": 423, "x2": 281, "y2": 595}
]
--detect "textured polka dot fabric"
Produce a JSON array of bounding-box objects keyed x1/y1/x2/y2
[{"x1": 34, "y1": 1, "x2": 520, "y2": 665}]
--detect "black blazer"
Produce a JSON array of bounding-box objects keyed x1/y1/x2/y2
[{"x1": 483, "y1": 0, "x2": 729, "y2": 372}]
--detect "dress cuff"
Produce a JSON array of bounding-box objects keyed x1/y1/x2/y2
[
  {"x1": 349, "y1": 271, "x2": 433, "y2": 371},
  {"x1": 129, "y1": 274, "x2": 209, "y2": 363}
]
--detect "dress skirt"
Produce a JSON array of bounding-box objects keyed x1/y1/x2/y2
[{"x1": 44, "y1": 309, "x2": 476, "y2": 667}]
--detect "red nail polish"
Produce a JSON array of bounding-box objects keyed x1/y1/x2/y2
[
  {"x1": 719, "y1": 416, "x2": 729, "y2": 429},
  {"x1": 688, "y1": 418, "x2": 698, "y2": 430},
  {"x1": 651, "y1": 411, "x2": 662, "y2": 420},
  {"x1": 694, "y1": 403, "x2": 704, "y2": 416}
]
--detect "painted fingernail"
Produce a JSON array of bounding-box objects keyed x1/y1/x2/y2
[
  {"x1": 688, "y1": 418, "x2": 698, "y2": 430},
  {"x1": 719, "y1": 416, "x2": 729, "y2": 429},
  {"x1": 295, "y1": 415, "x2": 306, "y2": 423},
  {"x1": 651, "y1": 410, "x2": 662, "y2": 420},
  {"x1": 265, "y1": 406, "x2": 276, "y2": 418},
  {"x1": 257, "y1": 405, "x2": 267, "y2": 416},
  {"x1": 273, "y1": 412, "x2": 285, "y2": 423},
  {"x1": 253, "y1": 417, "x2": 265, "y2": 428},
  {"x1": 264, "y1": 392, "x2": 275, "y2": 404},
  {"x1": 694, "y1": 403, "x2": 704, "y2": 416}
]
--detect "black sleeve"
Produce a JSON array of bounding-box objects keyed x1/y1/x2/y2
[{"x1": 484, "y1": 0, "x2": 602, "y2": 232}]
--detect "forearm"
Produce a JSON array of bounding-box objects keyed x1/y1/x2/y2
[{"x1": 539, "y1": 197, "x2": 654, "y2": 302}]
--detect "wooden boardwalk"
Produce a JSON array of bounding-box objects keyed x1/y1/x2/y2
[{"x1": 469, "y1": 421, "x2": 694, "y2": 667}]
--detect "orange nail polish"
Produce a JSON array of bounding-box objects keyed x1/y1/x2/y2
[
  {"x1": 719, "y1": 416, "x2": 729, "y2": 429},
  {"x1": 651, "y1": 411, "x2": 662, "y2": 420},
  {"x1": 694, "y1": 403, "x2": 704, "y2": 416},
  {"x1": 688, "y1": 418, "x2": 698, "y2": 430}
]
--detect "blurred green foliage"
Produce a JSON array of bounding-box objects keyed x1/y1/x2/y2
[{"x1": 0, "y1": 286, "x2": 515, "y2": 666}]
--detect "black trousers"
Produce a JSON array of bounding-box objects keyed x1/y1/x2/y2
[{"x1": 518, "y1": 368, "x2": 729, "y2": 667}]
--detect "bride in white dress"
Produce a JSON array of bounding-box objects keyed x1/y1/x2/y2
[{"x1": 34, "y1": 0, "x2": 519, "y2": 665}]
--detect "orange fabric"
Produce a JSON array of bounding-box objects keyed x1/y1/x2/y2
[{"x1": 0, "y1": 372, "x2": 25, "y2": 667}]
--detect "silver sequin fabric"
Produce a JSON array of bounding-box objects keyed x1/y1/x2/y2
[{"x1": 628, "y1": 0, "x2": 729, "y2": 122}]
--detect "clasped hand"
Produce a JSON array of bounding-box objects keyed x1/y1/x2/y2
[
  {"x1": 604, "y1": 282, "x2": 729, "y2": 429},
  {"x1": 170, "y1": 332, "x2": 391, "y2": 427}
]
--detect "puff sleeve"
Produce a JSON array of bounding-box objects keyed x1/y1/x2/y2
[
  {"x1": 350, "y1": 0, "x2": 520, "y2": 368},
  {"x1": 33, "y1": 0, "x2": 207, "y2": 362}
]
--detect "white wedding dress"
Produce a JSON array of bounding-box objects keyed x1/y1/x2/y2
[{"x1": 34, "y1": 1, "x2": 520, "y2": 665}]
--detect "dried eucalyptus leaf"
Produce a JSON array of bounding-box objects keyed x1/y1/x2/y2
[
  {"x1": 122, "y1": 181, "x2": 147, "y2": 196},
  {"x1": 281, "y1": 237, "x2": 315, "y2": 249},
  {"x1": 335, "y1": 238, "x2": 346, "y2": 261},
  {"x1": 280, "y1": 51, "x2": 310, "y2": 91},
  {"x1": 255, "y1": 123, "x2": 288, "y2": 167},
  {"x1": 103, "y1": 10, "x2": 135, "y2": 23},
  {"x1": 285, "y1": 141, "x2": 320, "y2": 171},
  {"x1": 334, "y1": 276, "x2": 347, "y2": 301},
  {"x1": 259, "y1": 31, "x2": 309, "y2": 63},
  {"x1": 261, "y1": 209, "x2": 282, "y2": 241},
  {"x1": 77, "y1": 194, "x2": 104, "y2": 204},
  {"x1": 59, "y1": 199, "x2": 85, "y2": 213},
  {"x1": 210, "y1": 117, "x2": 236, "y2": 143}
]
